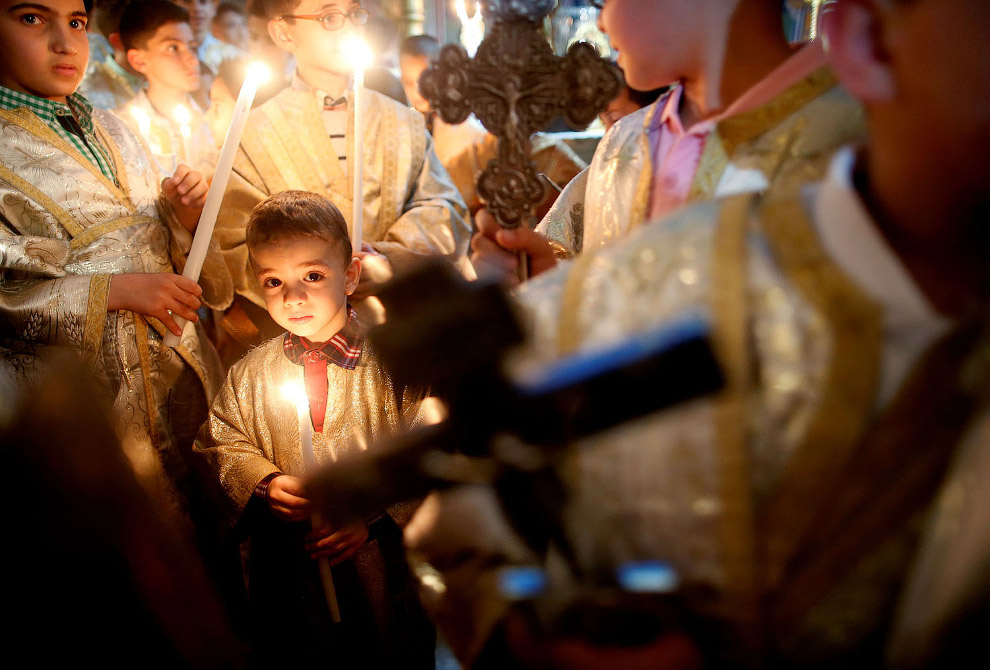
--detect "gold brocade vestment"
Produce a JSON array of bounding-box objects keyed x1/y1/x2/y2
[
  {"x1": 216, "y1": 87, "x2": 471, "y2": 348},
  {"x1": 0, "y1": 107, "x2": 233, "y2": 510},
  {"x1": 510, "y1": 183, "x2": 986, "y2": 662},
  {"x1": 194, "y1": 336, "x2": 435, "y2": 664},
  {"x1": 538, "y1": 67, "x2": 865, "y2": 257}
]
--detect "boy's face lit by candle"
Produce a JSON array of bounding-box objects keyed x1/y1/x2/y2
[
  {"x1": 0, "y1": 0, "x2": 89, "y2": 103},
  {"x1": 252, "y1": 235, "x2": 360, "y2": 344},
  {"x1": 268, "y1": 0, "x2": 362, "y2": 77}
]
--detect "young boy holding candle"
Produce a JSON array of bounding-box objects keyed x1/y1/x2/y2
[
  {"x1": 215, "y1": 0, "x2": 469, "y2": 364},
  {"x1": 0, "y1": 0, "x2": 232, "y2": 518},
  {"x1": 195, "y1": 190, "x2": 436, "y2": 667},
  {"x1": 117, "y1": 0, "x2": 218, "y2": 177}
]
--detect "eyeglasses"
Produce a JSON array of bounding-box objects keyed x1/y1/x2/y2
[{"x1": 280, "y1": 6, "x2": 370, "y2": 31}]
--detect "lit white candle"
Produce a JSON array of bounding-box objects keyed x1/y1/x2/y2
[
  {"x1": 343, "y1": 36, "x2": 374, "y2": 254},
  {"x1": 281, "y1": 381, "x2": 342, "y2": 622},
  {"x1": 164, "y1": 62, "x2": 271, "y2": 347},
  {"x1": 173, "y1": 104, "x2": 193, "y2": 165},
  {"x1": 130, "y1": 105, "x2": 151, "y2": 139}
]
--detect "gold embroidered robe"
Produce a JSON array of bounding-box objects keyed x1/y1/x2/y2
[
  {"x1": 412, "y1": 171, "x2": 984, "y2": 664},
  {"x1": 514, "y1": 186, "x2": 982, "y2": 662},
  {"x1": 537, "y1": 68, "x2": 865, "y2": 257},
  {"x1": 0, "y1": 107, "x2": 233, "y2": 510},
  {"x1": 216, "y1": 87, "x2": 471, "y2": 341},
  {"x1": 194, "y1": 336, "x2": 435, "y2": 662}
]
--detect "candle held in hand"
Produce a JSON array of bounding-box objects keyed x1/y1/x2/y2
[
  {"x1": 164, "y1": 62, "x2": 271, "y2": 347},
  {"x1": 279, "y1": 380, "x2": 342, "y2": 622}
]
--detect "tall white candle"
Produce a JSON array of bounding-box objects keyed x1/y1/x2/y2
[
  {"x1": 282, "y1": 381, "x2": 342, "y2": 622},
  {"x1": 173, "y1": 104, "x2": 193, "y2": 165},
  {"x1": 343, "y1": 36, "x2": 374, "y2": 254},
  {"x1": 131, "y1": 106, "x2": 151, "y2": 140},
  {"x1": 164, "y1": 62, "x2": 270, "y2": 347}
]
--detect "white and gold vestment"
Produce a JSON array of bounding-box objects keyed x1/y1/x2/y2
[
  {"x1": 0, "y1": 107, "x2": 233, "y2": 510},
  {"x1": 538, "y1": 67, "x2": 865, "y2": 258},
  {"x1": 411, "y1": 149, "x2": 989, "y2": 664}
]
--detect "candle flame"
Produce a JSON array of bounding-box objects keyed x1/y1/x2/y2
[
  {"x1": 454, "y1": 0, "x2": 481, "y2": 22},
  {"x1": 281, "y1": 381, "x2": 308, "y2": 414},
  {"x1": 342, "y1": 35, "x2": 374, "y2": 71},
  {"x1": 172, "y1": 104, "x2": 192, "y2": 127},
  {"x1": 245, "y1": 61, "x2": 272, "y2": 85}
]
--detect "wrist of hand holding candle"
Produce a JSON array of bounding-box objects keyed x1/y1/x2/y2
[{"x1": 253, "y1": 472, "x2": 283, "y2": 507}]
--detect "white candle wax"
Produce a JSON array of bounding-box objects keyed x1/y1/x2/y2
[
  {"x1": 343, "y1": 35, "x2": 373, "y2": 254},
  {"x1": 351, "y1": 66, "x2": 364, "y2": 254},
  {"x1": 283, "y1": 381, "x2": 342, "y2": 622},
  {"x1": 164, "y1": 63, "x2": 270, "y2": 347},
  {"x1": 173, "y1": 104, "x2": 193, "y2": 165},
  {"x1": 131, "y1": 106, "x2": 151, "y2": 139}
]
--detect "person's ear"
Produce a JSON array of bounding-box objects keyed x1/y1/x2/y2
[
  {"x1": 267, "y1": 17, "x2": 295, "y2": 53},
  {"x1": 108, "y1": 32, "x2": 124, "y2": 54},
  {"x1": 822, "y1": 0, "x2": 896, "y2": 102},
  {"x1": 344, "y1": 256, "x2": 361, "y2": 295},
  {"x1": 126, "y1": 48, "x2": 148, "y2": 74}
]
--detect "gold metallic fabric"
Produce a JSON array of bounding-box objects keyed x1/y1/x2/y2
[
  {"x1": 538, "y1": 67, "x2": 865, "y2": 258},
  {"x1": 0, "y1": 107, "x2": 233, "y2": 510},
  {"x1": 194, "y1": 336, "x2": 431, "y2": 528}
]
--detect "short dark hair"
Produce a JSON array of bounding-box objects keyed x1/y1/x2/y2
[
  {"x1": 93, "y1": 0, "x2": 138, "y2": 39},
  {"x1": 247, "y1": 191, "x2": 352, "y2": 268},
  {"x1": 253, "y1": 0, "x2": 302, "y2": 20},
  {"x1": 400, "y1": 34, "x2": 440, "y2": 60},
  {"x1": 365, "y1": 66, "x2": 408, "y2": 105},
  {"x1": 119, "y1": 0, "x2": 190, "y2": 51}
]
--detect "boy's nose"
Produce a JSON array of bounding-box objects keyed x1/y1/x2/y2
[
  {"x1": 50, "y1": 26, "x2": 79, "y2": 56},
  {"x1": 283, "y1": 285, "x2": 306, "y2": 305}
]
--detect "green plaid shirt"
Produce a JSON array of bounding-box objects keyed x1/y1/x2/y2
[{"x1": 0, "y1": 85, "x2": 118, "y2": 184}]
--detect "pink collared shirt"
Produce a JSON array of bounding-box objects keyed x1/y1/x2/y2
[{"x1": 647, "y1": 41, "x2": 828, "y2": 220}]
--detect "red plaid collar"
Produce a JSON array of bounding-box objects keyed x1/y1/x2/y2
[{"x1": 282, "y1": 306, "x2": 364, "y2": 369}]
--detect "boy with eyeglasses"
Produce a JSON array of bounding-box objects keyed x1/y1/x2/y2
[{"x1": 214, "y1": 0, "x2": 469, "y2": 366}]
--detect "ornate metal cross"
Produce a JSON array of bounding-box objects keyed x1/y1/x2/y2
[{"x1": 420, "y1": 0, "x2": 619, "y2": 230}]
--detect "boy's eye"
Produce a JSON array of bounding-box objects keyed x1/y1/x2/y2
[
  {"x1": 263, "y1": 277, "x2": 282, "y2": 288},
  {"x1": 69, "y1": 18, "x2": 86, "y2": 30},
  {"x1": 20, "y1": 13, "x2": 40, "y2": 25},
  {"x1": 304, "y1": 272, "x2": 324, "y2": 282}
]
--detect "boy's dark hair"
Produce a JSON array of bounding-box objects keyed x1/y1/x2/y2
[
  {"x1": 93, "y1": 0, "x2": 137, "y2": 39},
  {"x1": 400, "y1": 34, "x2": 440, "y2": 60},
  {"x1": 119, "y1": 0, "x2": 191, "y2": 51},
  {"x1": 254, "y1": 0, "x2": 303, "y2": 20},
  {"x1": 247, "y1": 191, "x2": 352, "y2": 268},
  {"x1": 246, "y1": 0, "x2": 268, "y2": 20},
  {"x1": 366, "y1": 66, "x2": 408, "y2": 105}
]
